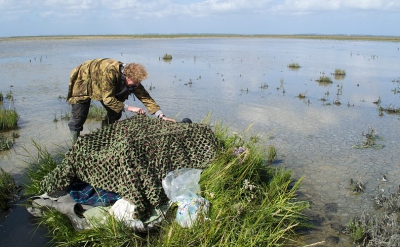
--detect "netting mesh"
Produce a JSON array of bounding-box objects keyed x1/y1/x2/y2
[{"x1": 41, "y1": 115, "x2": 217, "y2": 218}]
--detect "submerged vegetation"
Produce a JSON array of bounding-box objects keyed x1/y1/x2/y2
[
  {"x1": 351, "y1": 127, "x2": 384, "y2": 150},
  {"x1": 24, "y1": 122, "x2": 309, "y2": 246}
]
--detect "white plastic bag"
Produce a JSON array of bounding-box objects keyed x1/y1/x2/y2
[
  {"x1": 162, "y1": 168, "x2": 202, "y2": 201},
  {"x1": 162, "y1": 168, "x2": 209, "y2": 228}
]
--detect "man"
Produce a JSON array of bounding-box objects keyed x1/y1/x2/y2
[{"x1": 67, "y1": 58, "x2": 175, "y2": 143}]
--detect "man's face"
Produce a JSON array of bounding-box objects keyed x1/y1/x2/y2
[{"x1": 126, "y1": 77, "x2": 141, "y2": 87}]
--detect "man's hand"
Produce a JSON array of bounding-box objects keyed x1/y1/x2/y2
[
  {"x1": 162, "y1": 116, "x2": 176, "y2": 123},
  {"x1": 127, "y1": 106, "x2": 146, "y2": 115}
]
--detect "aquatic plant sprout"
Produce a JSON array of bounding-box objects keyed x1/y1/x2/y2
[{"x1": 352, "y1": 127, "x2": 384, "y2": 150}]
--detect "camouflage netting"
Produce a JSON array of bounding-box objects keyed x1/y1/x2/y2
[{"x1": 41, "y1": 115, "x2": 217, "y2": 219}]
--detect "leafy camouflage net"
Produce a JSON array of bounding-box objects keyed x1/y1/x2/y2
[{"x1": 41, "y1": 115, "x2": 217, "y2": 218}]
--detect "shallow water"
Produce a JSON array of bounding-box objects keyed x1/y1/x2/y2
[{"x1": 0, "y1": 37, "x2": 399, "y2": 246}]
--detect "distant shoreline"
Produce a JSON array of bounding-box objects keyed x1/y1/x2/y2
[{"x1": 1, "y1": 34, "x2": 400, "y2": 42}]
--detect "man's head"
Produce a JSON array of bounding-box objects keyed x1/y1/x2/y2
[{"x1": 124, "y1": 63, "x2": 148, "y2": 87}]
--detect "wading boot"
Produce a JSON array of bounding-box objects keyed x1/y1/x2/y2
[{"x1": 70, "y1": 131, "x2": 80, "y2": 145}]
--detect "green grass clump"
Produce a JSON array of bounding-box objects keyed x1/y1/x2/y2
[
  {"x1": 287, "y1": 63, "x2": 301, "y2": 68},
  {"x1": 316, "y1": 76, "x2": 333, "y2": 84},
  {"x1": 0, "y1": 107, "x2": 19, "y2": 130},
  {"x1": 87, "y1": 104, "x2": 106, "y2": 121},
  {"x1": 333, "y1": 69, "x2": 346, "y2": 76},
  {"x1": 0, "y1": 135, "x2": 14, "y2": 151},
  {"x1": 0, "y1": 92, "x2": 3, "y2": 101},
  {"x1": 0, "y1": 168, "x2": 19, "y2": 211},
  {"x1": 162, "y1": 53, "x2": 173, "y2": 60},
  {"x1": 23, "y1": 141, "x2": 60, "y2": 195},
  {"x1": 266, "y1": 145, "x2": 277, "y2": 164},
  {"x1": 25, "y1": 122, "x2": 309, "y2": 246}
]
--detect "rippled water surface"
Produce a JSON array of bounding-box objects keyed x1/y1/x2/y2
[{"x1": 0, "y1": 37, "x2": 399, "y2": 246}]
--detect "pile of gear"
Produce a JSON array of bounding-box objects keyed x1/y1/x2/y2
[{"x1": 31, "y1": 115, "x2": 217, "y2": 230}]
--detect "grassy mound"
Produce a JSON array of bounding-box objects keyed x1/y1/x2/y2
[{"x1": 24, "y1": 122, "x2": 309, "y2": 246}]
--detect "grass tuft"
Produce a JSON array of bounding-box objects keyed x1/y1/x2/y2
[
  {"x1": 0, "y1": 135, "x2": 14, "y2": 151},
  {"x1": 0, "y1": 107, "x2": 19, "y2": 130},
  {"x1": 287, "y1": 63, "x2": 301, "y2": 69},
  {"x1": 23, "y1": 140, "x2": 61, "y2": 196},
  {"x1": 162, "y1": 54, "x2": 173, "y2": 60},
  {"x1": 333, "y1": 69, "x2": 346, "y2": 76},
  {"x1": 87, "y1": 104, "x2": 107, "y2": 121},
  {"x1": 316, "y1": 76, "x2": 333, "y2": 84},
  {"x1": 0, "y1": 167, "x2": 20, "y2": 211}
]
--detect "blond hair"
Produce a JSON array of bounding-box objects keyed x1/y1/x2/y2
[{"x1": 124, "y1": 63, "x2": 148, "y2": 82}]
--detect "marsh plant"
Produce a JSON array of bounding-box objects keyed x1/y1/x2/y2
[
  {"x1": 0, "y1": 107, "x2": 19, "y2": 130},
  {"x1": 333, "y1": 69, "x2": 346, "y2": 76},
  {"x1": 316, "y1": 76, "x2": 333, "y2": 84},
  {"x1": 352, "y1": 127, "x2": 384, "y2": 150},
  {"x1": 0, "y1": 135, "x2": 14, "y2": 151},
  {"x1": 349, "y1": 177, "x2": 366, "y2": 194},
  {"x1": 333, "y1": 95, "x2": 341, "y2": 106},
  {"x1": 23, "y1": 141, "x2": 61, "y2": 195},
  {"x1": 6, "y1": 90, "x2": 13, "y2": 101},
  {"x1": 266, "y1": 145, "x2": 277, "y2": 164},
  {"x1": 87, "y1": 104, "x2": 106, "y2": 121},
  {"x1": 297, "y1": 92, "x2": 307, "y2": 99},
  {"x1": 345, "y1": 187, "x2": 400, "y2": 246},
  {"x1": 333, "y1": 68, "x2": 346, "y2": 80},
  {"x1": 0, "y1": 167, "x2": 20, "y2": 211},
  {"x1": 60, "y1": 110, "x2": 71, "y2": 121},
  {"x1": 287, "y1": 63, "x2": 301, "y2": 69},
  {"x1": 346, "y1": 210, "x2": 400, "y2": 246},
  {"x1": 0, "y1": 91, "x2": 3, "y2": 101},
  {"x1": 25, "y1": 122, "x2": 309, "y2": 246},
  {"x1": 162, "y1": 53, "x2": 173, "y2": 60},
  {"x1": 260, "y1": 82, "x2": 268, "y2": 89},
  {"x1": 379, "y1": 104, "x2": 400, "y2": 115}
]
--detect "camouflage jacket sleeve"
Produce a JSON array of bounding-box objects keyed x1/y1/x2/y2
[
  {"x1": 67, "y1": 63, "x2": 91, "y2": 104},
  {"x1": 133, "y1": 84, "x2": 161, "y2": 115}
]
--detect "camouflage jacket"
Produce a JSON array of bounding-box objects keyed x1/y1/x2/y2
[{"x1": 67, "y1": 58, "x2": 160, "y2": 114}]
